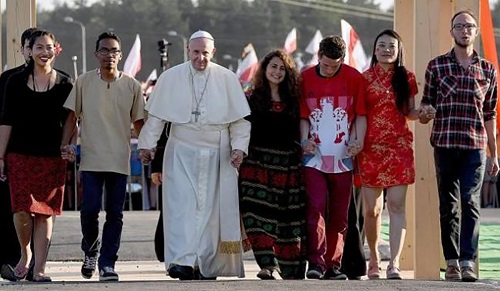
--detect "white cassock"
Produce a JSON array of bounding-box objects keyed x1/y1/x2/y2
[{"x1": 138, "y1": 61, "x2": 251, "y2": 278}]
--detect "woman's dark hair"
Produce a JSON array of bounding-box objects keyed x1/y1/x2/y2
[
  {"x1": 249, "y1": 49, "x2": 300, "y2": 118},
  {"x1": 370, "y1": 29, "x2": 411, "y2": 114}
]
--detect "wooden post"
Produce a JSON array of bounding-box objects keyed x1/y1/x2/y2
[
  {"x1": 5, "y1": 0, "x2": 36, "y2": 69},
  {"x1": 412, "y1": 0, "x2": 454, "y2": 280},
  {"x1": 393, "y1": 0, "x2": 416, "y2": 272}
]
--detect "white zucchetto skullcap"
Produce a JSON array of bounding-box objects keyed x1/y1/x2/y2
[{"x1": 189, "y1": 30, "x2": 214, "y2": 41}]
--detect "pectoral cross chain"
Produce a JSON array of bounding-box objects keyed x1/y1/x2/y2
[{"x1": 192, "y1": 109, "x2": 201, "y2": 122}]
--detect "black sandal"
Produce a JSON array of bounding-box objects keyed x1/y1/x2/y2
[{"x1": 32, "y1": 274, "x2": 52, "y2": 282}]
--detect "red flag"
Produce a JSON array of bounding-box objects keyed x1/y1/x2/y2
[
  {"x1": 124, "y1": 34, "x2": 141, "y2": 77},
  {"x1": 236, "y1": 43, "x2": 258, "y2": 84},
  {"x1": 284, "y1": 28, "x2": 297, "y2": 54},
  {"x1": 341, "y1": 20, "x2": 368, "y2": 72}
]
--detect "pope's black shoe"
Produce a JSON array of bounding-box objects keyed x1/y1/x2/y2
[
  {"x1": 194, "y1": 269, "x2": 217, "y2": 280},
  {"x1": 168, "y1": 264, "x2": 194, "y2": 280}
]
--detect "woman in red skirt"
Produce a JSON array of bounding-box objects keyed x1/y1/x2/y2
[{"x1": 0, "y1": 30, "x2": 73, "y2": 282}]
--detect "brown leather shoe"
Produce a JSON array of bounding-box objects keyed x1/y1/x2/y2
[
  {"x1": 445, "y1": 265, "x2": 461, "y2": 281},
  {"x1": 461, "y1": 266, "x2": 478, "y2": 282},
  {"x1": 257, "y1": 267, "x2": 276, "y2": 280}
]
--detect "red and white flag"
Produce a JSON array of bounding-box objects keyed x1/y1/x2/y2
[
  {"x1": 236, "y1": 43, "x2": 258, "y2": 84},
  {"x1": 283, "y1": 27, "x2": 297, "y2": 54},
  {"x1": 341, "y1": 19, "x2": 368, "y2": 72},
  {"x1": 123, "y1": 34, "x2": 141, "y2": 77},
  {"x1": 305, "y1": 30, "x2": 323, "y2": 66},
  {"x1": 144, "y1": 69, "x2": 157, "y2": 95}
]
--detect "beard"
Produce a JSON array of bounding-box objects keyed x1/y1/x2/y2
[{"x1": 454, "y1": 36, "x2": 473, "y2": 48}]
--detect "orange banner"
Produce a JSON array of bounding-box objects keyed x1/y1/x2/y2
[{"x1": 481, "y1": 0, "x2": 500, "y2": 155}]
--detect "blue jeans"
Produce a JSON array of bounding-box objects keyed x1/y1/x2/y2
[
  {"x1": 80, "y1": 171, "x2": 127, "y2": 269},
  {"x1": 434, "y1": 147, "x2": 484, "y2": 264}
]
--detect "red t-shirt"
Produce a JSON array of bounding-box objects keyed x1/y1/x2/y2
[{"x1": 300, "y1": 64, "x2": 367, "y2": 173}]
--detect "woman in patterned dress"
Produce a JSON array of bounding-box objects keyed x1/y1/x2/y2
[
  {"x1": 0, "y1": 30, "x2": 73, "y2": 282},
  {"x1": 239, "y1": 49, "x2": 307, "y2": 280},
  {"x1": 357, "y1": 30, "x2": 419, "y2": 280}
]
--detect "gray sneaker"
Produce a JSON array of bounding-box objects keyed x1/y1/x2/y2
[
  {"x1": 81, "y1": 255, "x2": 97, "y2": 279},
  {"x1": 461, "y1": 266, "x2": 477, "y2": 282},
  {"x1": 444, "y1": 265, "x2": 461, "y2": 281},
  {"x1": 99, "y1": 266, "x2": 119, "y2": 282}
]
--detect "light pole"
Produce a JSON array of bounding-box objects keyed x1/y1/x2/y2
[
  {"x1": 71, "y1": 55, "x2": 78, "y2": 79},
  {"x1": 64, "y1": 16, "x2": 87, "y2": 74},
  {"x1": 167, "y1": 31, "x2": 188, "y2": 62}
]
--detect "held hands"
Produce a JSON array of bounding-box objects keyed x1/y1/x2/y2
[
  {"x1": 60, "y1": 145, "x2": 76, "y2": 162},
  {"x1": 230, "y1": 149, "x2": 244, "y2": 169},
  {"x1": 140, "y1": 149, "x2": 156, "y2": 164},
  {"x1": 418, "y1": 104, "x2": 437, "y2": 124},
  {"x1": 301, "y1": 139, "x2": 317, "y2": 155},
  {"x1": 151, "y1": 172, "x2": 163, "y2": 185},
  {"x1": 347, "y1": 140, "x2": 363, "y2": 157}
]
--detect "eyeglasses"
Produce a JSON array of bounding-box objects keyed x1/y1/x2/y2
[
  {"x1": 452, "y1": 23, "x2": 477, "y2": 31},
  {"x1": 97, "y1": 48, "x2": 121, "y2": 56}
]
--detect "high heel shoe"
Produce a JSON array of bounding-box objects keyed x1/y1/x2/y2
[{"x1": 367, "y1": 261, "x2": 381, "y2": 279}]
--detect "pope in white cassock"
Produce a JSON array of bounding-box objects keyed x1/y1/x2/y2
[{"x1": 138, "y1": 30, "x2": 251, "y2": 280}]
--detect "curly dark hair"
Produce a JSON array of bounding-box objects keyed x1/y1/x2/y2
[
  {"x1": 249, "y1": 49, "x2": 301, "y2": 118},
  {"x1": 370, "y1": 29, "x2": 411, "y2": 115},
  {"x1": 318, "y1": 35, "x2": 346, "y2": 60}
]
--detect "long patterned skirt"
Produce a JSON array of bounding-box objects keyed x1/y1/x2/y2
[
  {"x1": 7, "y1": 153, "x2": 66, "y2": 216},
  {"x1": 239, "y1": 146, "x2": 307, "y2": 279}
]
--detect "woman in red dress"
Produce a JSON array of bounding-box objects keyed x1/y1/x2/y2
[
  {"x1": 357, "y1": 30, "x2": 419, "y2": 280},
  {"x1": 0, "y1": 30, "x2": 72, "y2": 282}
]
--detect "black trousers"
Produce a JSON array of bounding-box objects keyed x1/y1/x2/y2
[
  {"x1": 0, "y1": 181, "x2": 21, "y2": 266},
  {"x1": 340, "y1": 187, "x2": 366, "y2": 278},
  {"x1": 154, "y1": 185, "x2": 164, "y2": 262}
]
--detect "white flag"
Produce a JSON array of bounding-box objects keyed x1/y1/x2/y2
[
  {"x1": 341, "y1": 19, "x2": 368, "y2": 72},
  {"x1": 123, "y1": 34, "x2": 141, "y2": 77},
  {"x1": 305, "y1": 30, "x2": 323, "y2": 66},
  {"x1": 284, "y1": 28, "x2": 297, "y2": 54}
]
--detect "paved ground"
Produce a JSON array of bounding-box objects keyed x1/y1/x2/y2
[{"x1": 1, "y1": 209, "x2": 500, "y2": 290}]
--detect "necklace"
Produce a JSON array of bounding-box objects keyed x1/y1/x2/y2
[
  {"x1": 189, "y1": 66, "x2": 211, "y2": 122},
  {"x1": 271, "y1": 101, "x2": 284, "y2": 112},
  {"x1": 373, "y1": 69, "x2": 391, "y2": 95},
  {"x1": 32, "y1": 70, "x2": 53, "y2": 92}
]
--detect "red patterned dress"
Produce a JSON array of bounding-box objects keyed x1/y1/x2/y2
[{"x1": 357, "y1": 64, "x2": 418, "y2": 187}]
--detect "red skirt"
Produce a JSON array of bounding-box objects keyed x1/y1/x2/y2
[{"x1": 7, "y1": 153, "x2": 66, "y2": 215}]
